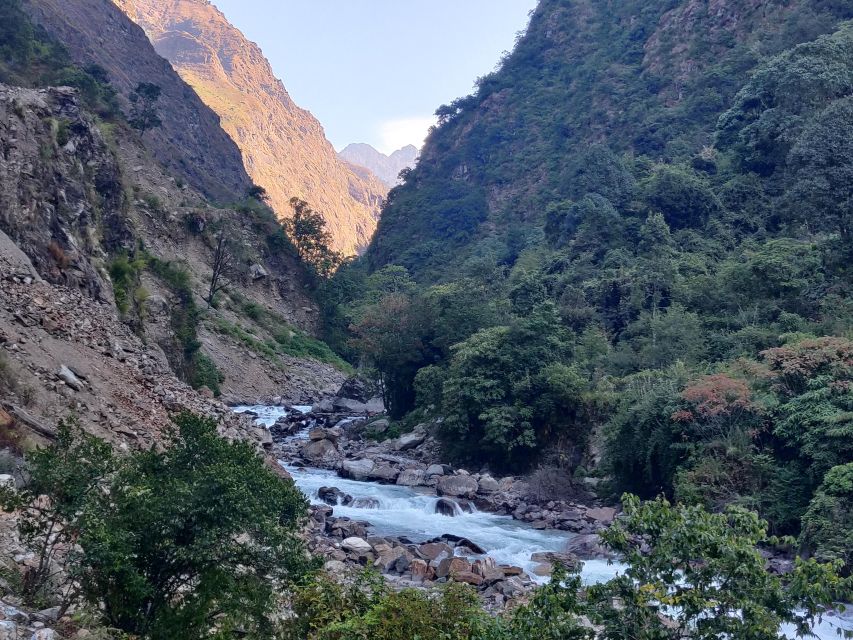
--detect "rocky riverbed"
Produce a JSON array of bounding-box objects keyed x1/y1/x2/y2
[{"x1": 234, "y1": 399, "x2": 624, "y2": 607}]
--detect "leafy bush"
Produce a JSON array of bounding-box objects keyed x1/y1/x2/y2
[{"x1": 2, "y1": 414, "x2": 312, "y2": 638}]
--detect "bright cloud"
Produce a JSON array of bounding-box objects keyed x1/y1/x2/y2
[{"x1": 377, "y1": 116, "x2": 437, "y2": 154}]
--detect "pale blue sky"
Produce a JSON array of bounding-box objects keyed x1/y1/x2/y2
[{"x1": 212, "y1": 0, "x2": 537, "y2": 153}]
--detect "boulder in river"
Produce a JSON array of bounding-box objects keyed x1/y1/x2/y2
[
  {"x1": 301, "y1": 439, "x2": 340, "y2": 464},
  {"x1": 437, "y1": 474, "x2": 479, "y2": 498},
  {"x1": 318, "y1": 486, "x2": 352, "y2": 506},
  {"x1": 397, "y1": 468, "x2": 426, "y2": 486},
  {"x1": 340, "y1": 459, "x2": 375, "y2": 481},
  {"x1": 564, "y1": 533, "x2": 612, "y2": 559},
  {"x1": 477, "y1": 474, "x2": 500, "y2": 493},
  {"x1": 435, "y1": 497, "x2": 459, "y2": 517}
]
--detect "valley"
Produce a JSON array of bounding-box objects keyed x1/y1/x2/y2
[{"x1": 0, "y1": 0, "x2": 852, "y2": 638}]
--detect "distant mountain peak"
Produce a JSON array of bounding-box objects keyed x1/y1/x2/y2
[{"x1": 339, "y1": 143, "x2": 419, "y2": 188}]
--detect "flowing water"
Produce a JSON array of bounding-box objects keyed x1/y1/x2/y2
[{"x1": 234, "y1": 405, "x2": 853, "y2": 639}]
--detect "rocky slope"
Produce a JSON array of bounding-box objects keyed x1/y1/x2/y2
[
  {"x1": 0, "y1": 81, "x2": 345, "y2": 423},
  {"x1": 339, "y1": 143, "x2": 419, "y2": 188},
  {"x1": 114, "y1": 0, "x2": 388, "y2": 255},
  {"x1": 21, "y1": 0, "x2": 252, "y2": 205}
]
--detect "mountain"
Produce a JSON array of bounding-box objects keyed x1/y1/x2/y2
[
  {"x1": 339, "y1": 143, "x2": 419, "y2": 188},
  {"x1": 0, "y1": 0, "x2": 348, "y2": 448},
  {"x1": 20, "y1": 0, "x2": 251, "y2": 204},
  {"x1": 113, "y1": 0, "x2": 387, "y2": 256},
  {"x1": 367, "y1": 0, "x2": 853, "y2": 279},
  {"x1": 338, "y1": 0, "x2": 853, "y2": 552}
]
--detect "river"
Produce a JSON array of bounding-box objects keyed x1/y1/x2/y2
[{"x1": 236, "y1": 404, "x2": 853, "y2": 639}]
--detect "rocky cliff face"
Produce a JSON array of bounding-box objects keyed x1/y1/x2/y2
[
  {"x1": 0, "y1": 82, "x2": 345, "y2": 426},
  {"x1": 114, "y1": 0, "x2": 388, "y2": 255},
  {"x1": 21, "y1": 0, "x2": 252, "y2": 205},
  {"x1": 339, "y1": 144, "x2": 419, "y2": 188}
]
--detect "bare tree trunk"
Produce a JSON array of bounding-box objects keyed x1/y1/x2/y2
[{"x1": 206, "y1": 234, "x2": 232, "y2": 306}]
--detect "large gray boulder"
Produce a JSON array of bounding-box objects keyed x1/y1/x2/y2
[
  {"x1": 391, "y1": 430, "x2": 426, "y2": 451},
  {"x1": 396, "y1": 468, "x2": 426, "y2": 486},
  {"x1": 477, "y1": 474, "x2": 500, "y2": 493},
  {"x1": 300, "y1": 439, "x2": 339, "y2": 464},
  {"x1": 340, "y1": 459, "x2": 375, "y2": 481},
  {"x1": 437, "y1": 474, "x2": 479, "y2": 499}
]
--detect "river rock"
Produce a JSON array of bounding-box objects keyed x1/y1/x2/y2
[
  {"x1": 426, "y1": 464, "x2": 450, "y2": 477},
  {"x1": 416, "y1": 542, "x2": 453, "y2": 562},
  {"x1": 341, "y1": 537, "x2": 372, "y2": 554},
  {"x1": 437, "y1": 475, "x2": 479, "y2": 498},
  {"x1": 0, "y1": 621, "x2": 17, "y2": 640},
  {"x1": 434, "y1": 497, "x2": 458, "y2": 517},
  {"x1": 369, "y1": 463, "x2": 399, "y2": 483},
  {"x1": 585, "y1": 506, "x2": 617, "y2": 524},
  {"x1": 435, "y1": 557, "x2": 471, "y2": 579},
  {"x1": 564, "y1": 533, "x2": 611, "y2": 559},
  {"x1": 409, "y1": 558, "x2": 430, "y2": 581},
  {"x1": 318, "y1": 486, "x2": 352, "y2": 506},
  {"x1": 309, "y1": 427, "x2": 343, "y2": 443},
  {"x1": 477, "y1": 474, "x2": 500, "y2": 493},
  {"x1": 301, "y1": 439, "x2": 339, "y2": 464},
  {"x1": 453, "y1": 571, "x2": 484, "y2": 586},
  {"x1": 396, "y1": 468, "x2": 426, "y2": 486},
  {"x1": 340, "y1": 459, "x2": 375, "y2": 481},
  {"x1": 31, "y1": 630, "x2": 58, "y2": 640},
  {"x1": 391, "y1": 430, "x2": 426, "y2": 451}
]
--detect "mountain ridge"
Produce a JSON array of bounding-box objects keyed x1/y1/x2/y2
[
  {"x1": 114, "y1": 0, "x2": 388, "y2": 255},
  {"x1": 339, "y1": 143, "x2": 419, "y2": 188}
]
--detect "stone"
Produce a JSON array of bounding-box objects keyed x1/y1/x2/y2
[
  {"x1": 437, "y1": 475, "x2": 479, "y2": 499},
  {"x1": 453, "y1": 571, "x2": 484, "y2": 586},
  {"x1": 477, "y1": 474, "x2": 500, "y2": 493},
  {"x1": 375, "y1": 546, "x2": 408, "y2": 572},
  {"x1": 0, "y1": 622, "x2": 18, "y2": 640},
  {"x1": 500, "y1": 565, "x2": 523, "y2": 577},
  {"x1": 368, "y1": 418, "x2": 389, "y2": 434},
  {"x1": 323, "y1": 560, "x2": 347, "y2": 574},
  {"x1": 409, "y1": 559, "x2": 429, "y2": 581},
  {"x1": 434, "y1": 497, "x2": 459, "y2": 517},
  {"x1": 249, "y1": 263, "x2": 268, "y2": 280},
  {"x1": 416, "y1": 542, "x2": 453, "y2": 562},
  {"x1": 435, "y1": 557, "x2": 471, "y2": 579},
  {"x1": 391, "y1": 431, "x2": 426, "y2": 451},
  {"x1": 340, "y1": 459, "x2": 375, "y2": 481},
  {"x1": 564, "y1": 533, "x2": 611, "y2": 559},
  {"x1": 31, "y1": 629, "x2": 58, "y2": 640},
  {"x1": 396, "y1": 468, "x2": 426, "y2": 486},
  {"x1": 33, "y1": 607, "x2": 60, "y2": 623},
  {"x1": 0, "y1": 475, "x2": 14, "y2": 490},
  {"x1": 341, "y1": 537, "x2": 372, "y2": 554},
  {"x1": 425, "y1": 464, "x2": 450, "y2": 477},
  {"x1": 57, "y1": 365, "x2": 83, "y2": 391},
  {"x1": 532, "y1": 563, "x2": 553, "y2": 577},
  {"x1": 309, "y1": 427, "x2": 343, "y2": 443},
  {"x1": 585, "y1": 506, "x2": 617, "y2": 524},
  {"x1": 317, "y1": 486, "x2": 352, "y2": 506},
  {"x1": 369, "y1": 463, "x2": 399, "y2": 483},
  {"x1": 300, "y1": 439, "x2": 339, "y2": 464}
]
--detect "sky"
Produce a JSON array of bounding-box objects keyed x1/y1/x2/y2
[{"x1": 212, "y1": 0, "x2": 538, "y2": 154}]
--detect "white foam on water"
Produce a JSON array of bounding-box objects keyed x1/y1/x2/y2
[
  {"x1": 284, "y1": 464, "x2": 622, "y2": 584},
  {"x1": 232, "y1": 404, "x2": 290, "y2": 427}
]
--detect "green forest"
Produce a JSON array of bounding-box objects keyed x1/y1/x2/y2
[{"x1": 323, "y1": 0, "x2": 853, "y2": 568}]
